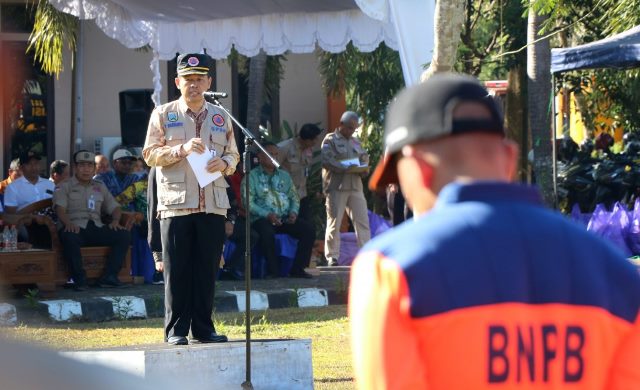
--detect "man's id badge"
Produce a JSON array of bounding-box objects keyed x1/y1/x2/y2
[{"x1": 88, "y1": 195, "x2": 96, "y2": 210}]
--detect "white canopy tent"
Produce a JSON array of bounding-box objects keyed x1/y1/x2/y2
[{"x1": 48, "y1": 0, "x2": 435, "y2": 105}]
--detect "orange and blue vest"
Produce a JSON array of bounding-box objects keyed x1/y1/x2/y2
[{"x1": 349, "y1": 182, "x2": 640, "y2": 389}]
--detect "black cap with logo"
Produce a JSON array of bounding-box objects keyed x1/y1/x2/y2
[
  {"x1": 369, "y1": 73, "x2": 505, "y2": 191},
  {"x1": 176, "y1": 53, "x2": 211, "y2": 77}
]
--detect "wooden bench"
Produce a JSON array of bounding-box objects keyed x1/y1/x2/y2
[{"x1": 1, "y1": 207, "x2": 141, "y2": 290}]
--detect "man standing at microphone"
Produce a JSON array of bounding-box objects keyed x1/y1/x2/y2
[{"x1": 143, "y1": 53, "x2": 239, "y2": 345}]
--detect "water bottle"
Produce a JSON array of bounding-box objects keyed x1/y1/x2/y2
[
  {"x1": 0, "y1": 220, "x2": 4, "y2": 251},
  {"x1": 10, "y1": 225, "x2": 17, "y2": 251},
  {"x1": 3, "y1": 225, "x2": 10, "y2": 252}
]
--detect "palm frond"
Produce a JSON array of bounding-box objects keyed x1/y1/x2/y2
[{"x1": 26, "y1": 0, "x2": 78, "y2": 76}]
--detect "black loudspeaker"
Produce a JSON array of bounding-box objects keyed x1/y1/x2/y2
[{"x1": 119, "y1": 89, "x2": 154, "y2": 147}]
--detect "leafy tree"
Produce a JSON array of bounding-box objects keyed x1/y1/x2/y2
[{"x1": 596, "y1": 0, "x2": 640, "y2": 34}]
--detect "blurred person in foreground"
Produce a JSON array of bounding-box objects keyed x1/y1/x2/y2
[{"x1": 349, "y1": 73, "x2": 640, "y2": 389}]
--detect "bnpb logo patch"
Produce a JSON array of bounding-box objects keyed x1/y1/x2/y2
[
  {"x1": 187, "y1": 56, "x2": 199, "y2": 66},
  {"x1": 167, "y1": 111, "x2": 178, "y2": 122},
  {"x1": 212, "y1": 114, "x2": 225, "y2": 127}
]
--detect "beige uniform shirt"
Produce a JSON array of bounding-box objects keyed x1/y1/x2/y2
[
  {"x1": 321, "y1": 129, "x2": 369, "y2": 194},
  {"x1": 53, "y1": 176, "x2": 119, "y2": 229},
  {"x1": 277, "y1": 137, "x2": 311, "y2": 199},
  {"x1": 143, "y1": 98, "x2": 239, "y2": 219}
]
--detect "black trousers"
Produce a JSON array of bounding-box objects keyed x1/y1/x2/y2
[
  {"x1": 58, "y1": 220, "x2": 131, "y2": 285},
  {"x1": 226, "y1": 216, "x2": 259, "y2": 272},
  {"x1": 298, "y1": 196, "x2": 312, "y2": 223},
  {"x1": 161, "y1": 212, "x2": 225, "y2": 340},
  {"x1": 252, "y1": 217, "x2": 315, "y2": 276}
]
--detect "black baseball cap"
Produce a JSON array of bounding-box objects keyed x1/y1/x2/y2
[
  {"x1": 369, "y1": 73, "x2": 505, "y2": 191},
  {"x1": 176, "y1": 53, "x2": 211, "y2": 76}
]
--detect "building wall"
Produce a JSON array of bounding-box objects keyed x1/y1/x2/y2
[
  {"x1": 280, "y1": 52, "x2": 328, "y2": 134},
  {"x1": 81, "y1": 21, "x2": 167, "y2": 155}
]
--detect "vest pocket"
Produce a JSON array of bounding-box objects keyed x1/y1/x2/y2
[
  {"x1": 166, "y1": 127, "x2": 186, "y2": 143},
  {"x1": 213, "y1": 186, "x2": 230, "y2": 209},
  {"x1": 158, "y1": 169, "x2": 186, "y2": 205}
]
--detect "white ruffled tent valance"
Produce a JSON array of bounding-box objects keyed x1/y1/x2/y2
[{"x1": 48, "y1": 0, "x2": 434, "y2": 104}]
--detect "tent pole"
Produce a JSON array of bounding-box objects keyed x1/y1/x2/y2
[{"x1": 551, "y1": 74, "x2": 559, "y2": 209}]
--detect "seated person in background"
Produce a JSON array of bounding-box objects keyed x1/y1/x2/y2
[
  {"x1": 241, "y1": 142, "x2": 315, "y2": 279},
  {"x1": 49, "y1": 160, "x2": 70, "y2": 186},
  {"x1": 277, "y1": 123, "x2": 323, "y2": 222},
  {"x1": 54, "y1": 150, "x2": 131, "y2": 291},
  {"x1": 94, "y1": 153, "x2": 111, "y2": 175},
  {"x1": 4, "y1": 151, "x2": 55, "y2": 213},
  {"x1": 94, "y1": 148, "x2": 141, "y2": 197},
  {"x1": 0, "y1": 158, "x2": 22, "y2": 195},
  {"x1": 116, "y1": 170, "x2": 155, "y2": 284},
  {"x1": 132, "y1": 156, "x2": 149, "y2": 180}
]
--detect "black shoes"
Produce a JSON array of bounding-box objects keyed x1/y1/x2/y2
[
  {"x1": 167, "y1": 335, "x2": 188, "y2": 345},
  {"x1": 190, "y1": 332, "x2": 228, "y2": 344},
  {"x1": 167, "y1": 333, "x2": 228, "y2": 345},
  {"x1": 328, "y1": 258, "x2": 339, "y2": 267}
]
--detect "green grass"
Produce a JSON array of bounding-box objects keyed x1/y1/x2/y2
[{"x1": 5, "y1": 305, "x2": 354, "y2": 390}]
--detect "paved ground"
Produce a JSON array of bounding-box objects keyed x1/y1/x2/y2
[{"x1": 0, "y1": 266, "x2": 351, "y2": 324}]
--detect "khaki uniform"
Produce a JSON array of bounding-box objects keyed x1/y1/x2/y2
[
  {"x1": 143, "y1": 98, "x2": 239, "y2": 218},
  {"x1": 277, "y1": 137, "x2": 311, "y2": 200},
  {"x1": 53, "y1": 177, "x2": 119, "y2": 229},
  {"x1": 53, "y1": 176, "x2": 130, "y2": 287},
  {"x1": 321, "y1": 129, "x2": 371, "y2": 261}
]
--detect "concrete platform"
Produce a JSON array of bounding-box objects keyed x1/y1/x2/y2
[{"x1": 61, "y1": 339, "x2": 313, "y2": 390}]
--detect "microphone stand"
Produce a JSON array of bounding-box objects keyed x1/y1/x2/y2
[{"x1": 206, "y1": 95, "x2": 279, "y2": 390}]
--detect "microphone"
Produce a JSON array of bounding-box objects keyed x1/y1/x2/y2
[{"x1": 203, "y1": 91, "x2": 228, "y2": 99}]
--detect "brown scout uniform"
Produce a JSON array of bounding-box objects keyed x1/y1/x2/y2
[
  {"x1": 321, "y1": 129, "x2": 371, "y2": 262},
  {"x1": 277, "y1": 137, "x2": 311, "y2": 200}
]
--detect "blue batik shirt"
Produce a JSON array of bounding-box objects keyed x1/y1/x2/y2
[
  {"x1": 94, "y1": 171, "x2": 144, "y2": 198},
  {"x1": 241, "y1": 166, "x2": 300, "y2": 223}
]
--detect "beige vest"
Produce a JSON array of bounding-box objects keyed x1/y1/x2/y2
[{"x1": 152, "y1": 100, "x2": 233, "y2": 215}]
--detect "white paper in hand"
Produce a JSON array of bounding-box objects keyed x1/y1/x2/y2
[{"x1": 186, "y1": 146, "x2": 222, "y2": 188}]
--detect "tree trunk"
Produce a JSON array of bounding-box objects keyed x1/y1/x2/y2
[
  {"x1": 246, "y1": 50, "x2": 267, "y2": 136},
  {"x1": 421, "y1": 0, "x2": 465, "y2": 81},
  {"x1": 527, "y1": 3, "x2": 554, "y2": 206},
  {"x1": 505, "y1": 63, "x2": 530, "y2": 183}
]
